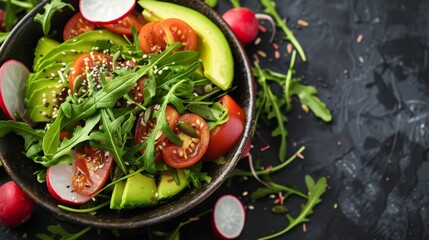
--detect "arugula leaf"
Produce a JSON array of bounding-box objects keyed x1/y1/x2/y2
[
  {"x1": 258, "y1": 176, "x2": 327, "y2": 240},
  {"x1": 33, "y1": 0, "x2": 74, "y2": 36},
  {"x1": 51, "y1": 114, "x2": 100, "y2": 163},
  {"x1": 36, "y1": 224, "x2": 92, "y2": 240},
  {"x1": 0, "y1": 32, "x2": 10, "y2": 44},
  {"x1": 0, "y1": 121, "x2": 43, "y2": 158},
  {"x1": 90, "y1": 109, "x2": 132, "y2": 174},
  {"x1": 253, "y1": 62, "x2": 288, "y2": 162},
  {"x1": 289, "y1": 80, "x2": 332, "y2": 122},
  {"x1": 260, "y1": 0, "x2": 306, "y2": 61}
]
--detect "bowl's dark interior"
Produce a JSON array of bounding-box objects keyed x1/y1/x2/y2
[{"x1": 0, "y1": 0, "x2": 254, "y2": 229}]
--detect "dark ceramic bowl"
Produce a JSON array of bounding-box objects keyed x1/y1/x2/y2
[{"x1": 0, "y1": 0, "x2": 254, "y2": 229}]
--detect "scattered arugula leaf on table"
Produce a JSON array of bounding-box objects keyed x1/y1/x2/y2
[
  {"x1": 36, "y1": 224, "x2": 92, "y2": 240},
  {"x1": 258, "y1": 176, "x2": 327, "y2": 240}
]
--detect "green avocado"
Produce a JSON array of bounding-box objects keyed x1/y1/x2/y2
[
  {"x1": 26, "y1": 29, "x2": 129, "y2": 123},
  {"x1": 139, "y1": 0, "x2": 234, "y2": 90},
  {"x1": 34, "y1": 29, "x2": 128, "y2": 70},
  {"x1": 157, "y1": 169, "x2": 189, "y2": 201},
  {"x1": 120, "y1": 173, "x2": 158, "y2": 209},
  {"x1": 110, "y1": 180, "x2": 126, "y2": 210},
  {"x1": 33, "y1": 37, "x2": 60, "y2": 67},
  {"x1": 26, "y1": 80, "x2": 67, "y2": 122}
]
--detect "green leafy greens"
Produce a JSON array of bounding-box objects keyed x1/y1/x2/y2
[{"x1": 33, "y1": 0, "x2": 74, "y2": 36}]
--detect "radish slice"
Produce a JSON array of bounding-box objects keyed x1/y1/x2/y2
[
  {"x1": 212, "y1": 194, "x2": 246, "y2": 239},
  {"x1": 46, "y1": 162, "x2": 92, "y2": 205},
  {"x1": 0, "y1": 59, "x2": 33, "y2": 125},
  {"x1": 79, "y1": 0, "x2": 136, "y2": 24}
]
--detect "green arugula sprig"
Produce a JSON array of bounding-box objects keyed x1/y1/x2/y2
[
  {"x1": 253, "y1": 50, "x2": 331, "y2": 161},
  {"x1": 260, "y1": 0, "x2": 307, "y2": 61},
  {"x1": 152, "y1": 209, "x2": 213, "y2": 240},
  {"x1": 259, "y1": 176, "x2": 327, "y2": 240},
  {"x1": 36, "y1": 224, "x2": 92, "y2": 240},
  {"x1": 33, "y1": 0, "x2": 74, "y2": 36},
  {"x1": 0, "y1": 0, "x2": 37, "y2": 43}
]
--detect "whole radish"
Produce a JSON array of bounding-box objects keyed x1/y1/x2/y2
[
  {"x1": 222, "y1": 7, "x2": 275, "y2": 46},
  {"x1": 0, "y1": 9, "x2": 4, "y2": 32},
  {"x1": 0, "y1": 181, "x2": 35, "y2": 227},
  {"x1": 222, "y1": 7, "x2": 259, "y2": 46}
]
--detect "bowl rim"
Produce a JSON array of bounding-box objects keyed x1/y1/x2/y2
[{"x1": 0, "y1": 0, "x2": 255, "y2": 229}]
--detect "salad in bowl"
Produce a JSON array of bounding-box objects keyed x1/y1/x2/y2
[{"x1": 0, "y1": 0, "x2": 254, "y2": 228}]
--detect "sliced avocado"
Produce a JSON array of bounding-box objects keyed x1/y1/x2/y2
[
  {"x1": 110, "y1": 180, "x2": 126, "y2": 210},
  {"x1": 25, "y1": 80, "x2": 67, "y2": 122},
  {"x1": 33, "y1": 37, "x2": 60, "y2": 67},
  {"x1": 120, "y1": 173, "x2": 158, "y2": 209},
  {"x1": 157, "y1": 169, "x2": 189, "y2": 201},
  {"x1": 34, "y1": 29, "x2": 129, "y2": 70},
  {"x1": 29, "y1": 62, "x2": 65, "y2": 81},
  {"x1": 139, "y1": 0, "x2": 234, "y2": 90}
]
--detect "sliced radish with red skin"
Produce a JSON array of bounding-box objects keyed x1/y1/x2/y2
[
  {"x1": 212, "y1": 194, "x2": 246, "y2": 239},
  {"x1": 0, "y1": 59, "x2": 34, "y2": 125},
  {"x1": 79, "y1": 0, "x2": 136, "y2": 24},
  {"x1": 46, "y1": 162, "x2": 92, "y2": 205}
]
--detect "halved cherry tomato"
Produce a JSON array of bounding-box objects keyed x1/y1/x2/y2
[
  {"x1": 203, "y1": 95, "x2": 246, "y2": 161},
  {"x1": 63, "y1": 12, "x2": 97, "y2": 41},
  {"x1": 139, "y1": 18, "x2": 197, "y2": 54},
  {"x1": 99, "y1": 10, "x2": 145, "y2": 36},
  {"x1": 72, "y1": 146, "x2": 114, "y2": 196},
  {"x1": 135, "y1": 105, "x2": 180, "y2": 163},
  {"x1": 121, "y1": 60, "x2": 145, "y2": 104},
  {"x1": 162, "y1": 113, "x2": 210, "y2": 168},
  {"x1": 68, "y1": 52, "x2": 113, "y2": 92}
]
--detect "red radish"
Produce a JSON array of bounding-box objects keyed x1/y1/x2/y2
[
  {"x1": 79, "y1": 0, "x2": 136, "y2": 24},
  {"x1": 241, "y1": 140, "x2": 252, "y2": 159},
  {"x1": 0, "y1": 9, "x2": 4, "y2": 32},
  {"x1": 212, "y1": 194, "x2": 246, "y2": 239},
  {"x1": 46, "y1": 162, "x2": 92, "y2": 205},
  {"x1": 0, "y1": 59, "x2": 34, "y2": 125},
  {"x1": 222, "y1": 7, "x2": 275, "y2": 46},
  {"x1": 0, "y1": 181, "x2": 35, "y2": 227}
]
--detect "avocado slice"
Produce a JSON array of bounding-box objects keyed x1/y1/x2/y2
[
  {"x1": 139, "y1": 0, "x2": 234, "y2": 90},
  {"x1": 157, "y1": 169, "x2": 189, "y2": 201},
  {"x1": 33, "y1": 37, "x2": 60, "y2": 67},
  {"x1": 34, "y1": 29, "x2": 128, "y2": 70},
  {"x1": 25, "y1": 79, "x2": 67, "y2": 122},
  {"x1": 120, "y1": 173, "x2": 158, "y2": 209},
  {"x1": 110, "y1": 180, "x2": 126, "y2": 210}
]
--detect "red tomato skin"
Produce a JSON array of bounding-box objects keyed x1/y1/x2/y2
[
  {"x1": 162, "y1": 113, "x2": 210, "y2": 168},
  {"x1": 222, "y1": 7, "x2": 259, "y2": 46},
  {"x1": 203, "y1": 95, "x2": 246, "y2": 161},
  {"x1": 72, "y1": 146, "x2": 114, "y2": 196},
  {"x1": 134, "y1": 105, "x2": 180, "y2": 163},
  {"x1": 0, "y1": 181, "x2": 35, "y2": 228},
  {"x1": 139, "y1": 18, "x2": 197, "y2": 54},
  {"x1": 99, "y1": 10, "x2": 145, "y2": 36},
  {"x1": 63, "y1": 12, "x2": 97, "y2": 41},
  {"x1": 68, "y1": 52, "x2": 113, "y2": 92}
]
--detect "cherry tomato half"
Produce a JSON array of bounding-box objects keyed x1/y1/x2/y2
[
  {"x1": 162, "y1": 113, "x2": 210, "y2": 168},
  {"x1": 203, "y1": 95, "x2": 246, "y2": 161},
  {"x1": 99, "y1": 10, "x2": 146, "y2": 36},
  {"x1": 68, "y1": 52, "x2": 113, "y2": 92},
  {"x1": 135, "y1": 105, "x2": 180, "y2": 163},
  {"x1": 72, "y1": 146, "x2": 114, "y2": 196},
  {"x1": 139, "y1": 18, "x2": 197, "y2": 54},
  {"x1": 63, "y1": 12, "x2": 96, "y2": 41}
]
